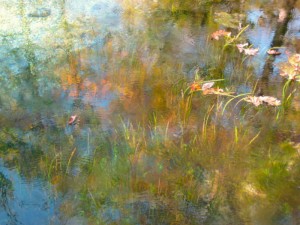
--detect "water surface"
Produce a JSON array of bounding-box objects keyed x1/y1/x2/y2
[{"x1": 1, "y1": 0, "x2": 300, "y2": 224}]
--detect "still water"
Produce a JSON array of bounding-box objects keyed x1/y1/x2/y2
[{"x1": 1, "y1": 0, "x2": 300, "y2": 224}]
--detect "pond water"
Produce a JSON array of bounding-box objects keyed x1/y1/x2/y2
[{"x1": 1, "y1": 0, "x2": 300, "y2": 224}]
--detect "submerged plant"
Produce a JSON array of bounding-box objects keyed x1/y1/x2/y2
[
  {"x1": 210, "y1": 25, "x2": 249, "y2": 50},
  {"x1": 214, "y1": 12, "x2": 245, "y2": 29}
]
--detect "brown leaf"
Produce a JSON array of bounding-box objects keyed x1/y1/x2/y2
[
  {"x1": 245, "y1": 96, "x2": 281, "y2": 107},
  {"x1": 288, "y1": 54, "x2": 300, "y2": 67},
  {"x1": 190, "y1": 83, "x2": 201, "y2": 91},
  {"x1": 244, "y1": 48, "x2": 259, "y2": 56},
  {"x1": 267, "y1": 49, "x2": 281, "y2": 55},
  {"x1": 68, "y1": 115, "x2": 77, "y2": 125},
  {"x1": 211, "y1": 30, "x2": 231, "y2": 40},
  {"x1": 278, "y1": 8, "x2": 287, "y2": 22},
  {"x1": 259, "y1": 96, "x2": 281, "y2": 106},
  {"x1": 279, "y1": 64, "x2": 298, "y2": 80},
  {"x1": 279, "y1": 54, "x2": 300, "y2": 80},
  {"x1": 245, "y1": 96, "x2": 262, "y2": 107},
  {"x1": 202, "y1": 88, "x2": 224, "y2": 95},
  {"x1": 236, "y1": 43, "x2": 248, "y2": 53},
  {"x1": 202, "y1": 82, "x2": 215, "y2": 91}
]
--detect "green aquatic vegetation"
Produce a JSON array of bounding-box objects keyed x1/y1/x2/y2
[
  {"x1": 0, "y1": 172, "x2": 13, "y2": 197},
  {"x1": 214, "y1": 12, "x2": 246, "y2": 29},
  {"x1": 210, "y1": 25, "x2": 250, "y2": 51},
  {"x1": 2, "y1": 0, "x2": 300, "y2": 224},
  {"x1": 237, "y1": 142, "x2": 300, "y2": 222},
  {"x1": 188, "y1": 79, "x2": 280, "y2": 109},
  {"x1": 273, "y1": 54, "x2": 300, "y2": 117}
]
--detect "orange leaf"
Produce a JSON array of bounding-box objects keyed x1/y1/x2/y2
[
  {"x1": 211, "y1": 30, "x2": 231, "y2": 40},
  {"x1": 68, "y1": 115, "x2": 77, "y2": 125},
  {"x1": 190, "y1": 83, "x2": 201, "y2": 91}
]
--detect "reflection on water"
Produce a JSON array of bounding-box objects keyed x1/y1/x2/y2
[
  {"x1": 1, "y1": 0, "x2": 300, "y2": 224},
  {"x1": 0, "y1": 163, "x2": 60, "y2": 225}
]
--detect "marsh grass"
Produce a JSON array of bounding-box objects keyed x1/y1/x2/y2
[
  {"x1": 52, "y1": 91, "x2": 285, "y2": 223},
  {"x1": 1, "y1": 0, "x2": 300, "y2": 224}
]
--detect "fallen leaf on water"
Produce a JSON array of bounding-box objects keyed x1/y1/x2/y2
[
  {"x1": 190, "y1": 82, "x2": 201, "y2": 91},
  {"x1": 211, "y1": 30, "x2": 231, "y2": 40},
  {"x1": 190, "y1": 81, "x2": 229, "y2": 96},
  {"x1": 288, "y1": 54, "x2": 300, "y2": 67},
  {"x1": 267, "y1": 49, "x2": 281, "y2": 55},
  {"x1": 245, "y1": 96, "x2": 262, "y2": 106},
  {"x1": 244, "y1": 48, "x2": 259, "y2": 56},
  {"x1": 203, "y1": 88, "x2": 224, "y2": 95},
  {"x1": 279, "y1": 54, "x2": 300, "y2": 80},
  {"x1": 68, "y1": 115, "x2": 77, "y2": 125},
  {"x1": 245, "y1": 96, "x2": 281, "y2": 107},
  {"x1": 278, "y1": 8, "x2": 287, "y2": 22},
  {"x1": 259, "y1": 96, "x2": 281, "y2": 106},
  {"x1": 279, "y1": 64, "x2": 298, "y2": 80},
  {"x1": 236, "y1": 43, "x2": 248, "y2": 53},
  {"x1": 202, "y1": 82, "x2": 215, "y2": 91}
]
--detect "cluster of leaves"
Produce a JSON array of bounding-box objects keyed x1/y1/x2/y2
[
  {"x1": 190, "y1": 81, "x2": 229, "y2": 95},
  {"x1": 244, "y1": 96, "x2": 281, "y2": 107},
  {"x1": 189, "y1": 81, "x2": 281, "y2": 107},
  {"x1": 236, "y1": 43, "x2": 259, "y2": 56}
]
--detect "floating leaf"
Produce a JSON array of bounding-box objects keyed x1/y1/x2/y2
[
  {"x1": 203, "y1": 88, "x2": 224, "y2": 95},
  {"x1": 211, "y1": 30, "x2": 231, "y2": 40},
  {"x1": 244, "y1": 48, "x2": 259, "y2": 56},
  {"x1": 236, "y1": 43, "x2": 248, "y2": 53},
  {"x1": 236, "y1": 43, "x2": 259, "y2": 56},
  {"x1": 279, "y1": 54, "x2": 300, "y2": 80},
  {"x1": 279, "y1": 64, "x2": 298, "y2": 80},
  {"x1": 68, "y1": 115, "x2": 77, "y2": 125},
  {"x1": 259, "y1": 96, "x2": 281, "y2": 106},
  {"x1": 267, "y1": 49, "x2": 281, "y2": 55},
  {"x1": 245, "y1": 96, "x2": 262, "y2": 106},
  {"x1": 190, "y1": 83, "x2": 201, "y2": 91},
  {"x1": 245, "y1": 96, "x2": 281, "y2": 107},
  {"x1": 202, "y1": 82, "x2": 215, "y2": 91},
  {"x1": 278, "y1": 8, "x2": 287, "y2": 22},
  {"x1": 288, "y1": 54, "x2": 300, "y2": 67}
]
